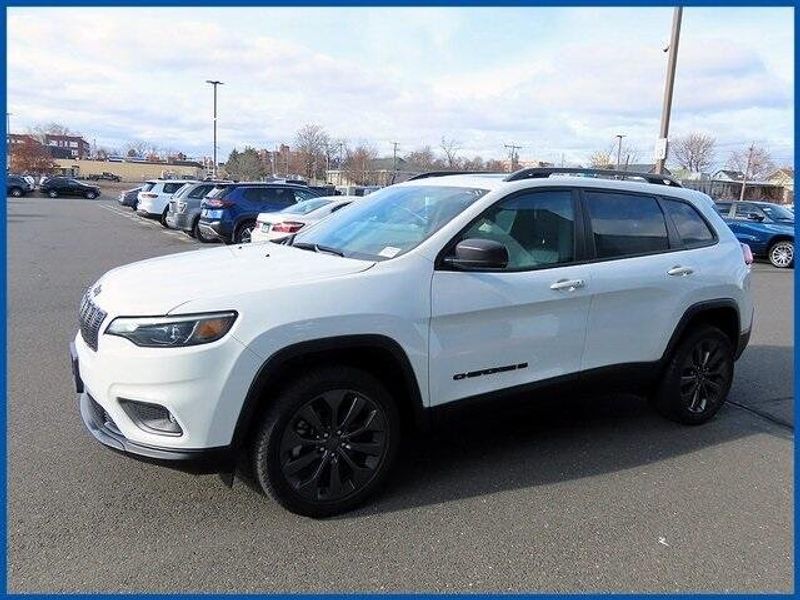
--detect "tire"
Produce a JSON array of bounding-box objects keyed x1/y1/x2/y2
[
  {"x1": 85, "y1": 191, "x2": 97, "y2": 199},
  {"x1": 192, "y1": 218, "x2": 212, "y2": 242},
  {"x1": 768, "y1": 240, "x2": 794, "y2": 269},
  {"x1": 9, "y1": 187, "x2": 23, "y2": 197},
  {"x1": 160, "y1": 208, "x2": 169, "y2": 228},
  {"x1": 652, "y1": 325, "x2": 734, "y2": 425},
  {"x1": 251, "y1": 366, "x2": 400, "y2": 517},
  {"x1": 234, "y1": 220, "x2": 256, "y2": 244},
  {"x1": 47, "y1": 190, "x2": 58, "y2": 198}
]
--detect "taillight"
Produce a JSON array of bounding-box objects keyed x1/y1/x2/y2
[
  {"x1": 205, "y1": 199, "x2": 234, "y2": 208},
  {"x1": 272, "y1": 221, "x2": 305, "y2": 233},
  {"x1": 741, "y1": 243, "x2": 754, "y2": 265},
  {"x1": 142, "y1": 192, "x2": 158, "y2": 199}
]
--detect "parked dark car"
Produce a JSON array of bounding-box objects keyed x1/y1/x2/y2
[
  {"x1": 40, "y1": 177, "x2": 101, "y2": 199},
  {"x1": 118, "y1": 186, "x2": 142, "y2": 209},
  {"x1": 714, "y1": 200, "x2": 794, "y2": 268},
  {"x1": 6, "y1": 174, "x2": 34, "y2": 197},
  {"x1": 89, "y1": 172, "x2": 121, "y2": 182},
  {"x1": 164, "y1": 181, "x2": 222, "y2": 241},
  {"x1": 198, "y1": 183, "x2": 321, "y2": 244}
]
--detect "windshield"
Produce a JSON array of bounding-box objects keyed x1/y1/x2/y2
[
  {"x1": 283, "y1": 198, "x2": 333, "y2": 215},
  {"x1": 292, "y1": 185, "x2": 488, "y2": 260},
  {"x1": 759, "y1": 204, "x2": 794, "y2": 221}
]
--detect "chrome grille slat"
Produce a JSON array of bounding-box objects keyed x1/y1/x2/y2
[{"x1": 78, "y1": 291, "x2": 107, "y2": 351}]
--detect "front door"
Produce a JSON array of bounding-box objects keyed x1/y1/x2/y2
[{"x1": 429, "y1": 189, "x2": 591, "y2": 407}]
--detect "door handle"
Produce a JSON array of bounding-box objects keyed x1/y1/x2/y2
[
  {"x1": 550, "y1": 278, "x2": 585, "y2": 291},
  {"x1": 667, "y1": 265, "x2": 694, "y2": 277}
]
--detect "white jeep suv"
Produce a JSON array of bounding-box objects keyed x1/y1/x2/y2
[
  {"x1": 70, "y1": 168, "x2": 754, "y2": 517},
  {"x1": 137, "y1": 179, "x2": 196, "y2": 226}
]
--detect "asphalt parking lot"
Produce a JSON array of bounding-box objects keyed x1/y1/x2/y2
[{"x1": 8, "y1": 195, "x2": 794, "y2": 592}]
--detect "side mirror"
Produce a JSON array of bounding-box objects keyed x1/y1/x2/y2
[
  {"x1": 747, "y1": 213, "x2": 765, "y2": 222},
  {"x1": 444, "y1": 238, "x2": 509, "y2": 270}
]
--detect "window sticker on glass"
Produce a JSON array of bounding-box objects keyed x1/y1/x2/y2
[{"x1": 378, "y1": 246, "x2": 401, "y2": 258}]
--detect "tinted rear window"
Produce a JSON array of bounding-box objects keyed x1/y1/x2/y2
[
  {"x1": 141, "y1": 182, "x2": 156, "y2": 192},
  {"x1": 163, "y1": 182, "x2": 187, "y2": 194},
  {"x1": 586, "y1": 191, "x2": 669, "y2": 258},
  {"x1": 661, "y1": 199, "x2": 715, "y2": 248}
]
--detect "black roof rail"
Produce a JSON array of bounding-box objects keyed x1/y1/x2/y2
[
  {"x1": 407, "y1": 170, "x2": 494, "y2": 181},
  {"x1": 503, "y1": 167, "x2": 682, "y2": 187}
]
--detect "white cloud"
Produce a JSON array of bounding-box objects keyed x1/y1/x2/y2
[{"x1": 7, "y1": 7, "x2": 793, "y2": 168}]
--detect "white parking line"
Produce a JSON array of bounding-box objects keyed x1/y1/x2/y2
[{"x1": 97, "y1": 203, "x2": 196, "y2": 242}]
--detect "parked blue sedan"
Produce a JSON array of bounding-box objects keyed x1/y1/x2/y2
[{"x1": 713, "y1": 201, "x2": 794, "y2": 268}]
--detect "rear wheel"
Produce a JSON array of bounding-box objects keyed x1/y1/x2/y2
[
  {"x1": 47, "y1": 190, "x2": 58, "y2": 198},
  {"x1": 193, "y1": 218, "x2": 213, "y2": 243},
  {"x1": 160, "y1": 208, "x2": 169, "y2": 227},
  {"x1": 653, "y1": 325, "x2": 734, "y2": 425},
  {"x1": 9, "y1": 187, "x2": 23, "y2": 197},
  {"x1": 85, "y1": 191, "x2": 97, "y2": 199},
  {"x1": 234, "y1": 220, "x2": 256, "y2": 244},
  {"x1": 768, "y1": 240, "x2": 793, "y2": 268},
  {"x1": 252, "y1": 366, "x2": 400, "y2": 517}
]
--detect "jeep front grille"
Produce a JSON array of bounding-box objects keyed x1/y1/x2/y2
[{"x1": 79, "y1": 291, "x2": 107, "y2": 352}]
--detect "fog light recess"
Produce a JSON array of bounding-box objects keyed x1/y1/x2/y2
[{"x1": 119, "y1": 399, "x2": 183, "y2": 436}]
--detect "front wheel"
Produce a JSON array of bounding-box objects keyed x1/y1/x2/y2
[
  {"x1": 85, "y1": 191, "x2": 97, "y2": 199},
  {"x1": 252, "y1": 366, "x2": 400, "y2": 517},
  {"x1": 652, "y1": 325, "x2": 734, "y2": 425},
  {"x1": 768, "y1": 240, "x2": 794, "y2": 268},
  {"x1": 47, "y1": 190, "x2": 58, "y2": 198},
  {"x1": 9, "y1": 187, "x2": 23, "y2": 197}
]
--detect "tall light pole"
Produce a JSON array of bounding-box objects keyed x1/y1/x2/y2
[
  {"x1": 205, "y1": 80, "x2": 224, "y2": 178},
  {"x1": 654, "y1": 7, "x2": 683, "y2": 175},
  {"x1": 615, "y1": 134, "x2": 626, "y2": 169}
]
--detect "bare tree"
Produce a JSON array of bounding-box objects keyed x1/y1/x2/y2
[
  {"x1": 671, "y1": 132, "x2": 716, "y2": 173},
  {"x1": 405, "y1": 145, "x2": 442, "y2": 170},
  {"x1": 727, "y1": 144, "x2": 774, "y2": 180},
  {"x1": 124, "y1": 141, "x2": 148, "y2": 158},
  {"x1": 589, "y1": 149, "x2": 614, "y2": 169},
  {"x1": 28, "y1": 122, "x2": 76, "y2": 143},
  {"x1": 343, "y1": 143, "x2": 378, "y2": 185},
  {"x1": 439, "y1": 137, "x2": 462, "y2": 169},
  {"x1": 484, "y1": 158, "x2": 506, "y2": 172},
  {"x1": 294, "y1": 124, "x2": 330, "y2": 180}
]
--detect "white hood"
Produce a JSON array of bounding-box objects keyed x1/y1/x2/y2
[{"x1": 91, "y1": 242, "x2": 374, "y2": 315}]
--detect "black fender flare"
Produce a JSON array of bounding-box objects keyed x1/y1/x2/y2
[{"x1": 231, "y1": 334, "x2": 427, "y2": 448}]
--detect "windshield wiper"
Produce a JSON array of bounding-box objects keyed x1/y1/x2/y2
[{"x1": 292, "y1": 242, "x2": 344, "y2": 257}]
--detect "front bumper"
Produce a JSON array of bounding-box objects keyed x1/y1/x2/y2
[{"x1": 78, "y1": 390, "x2": 232, "y2": 470}]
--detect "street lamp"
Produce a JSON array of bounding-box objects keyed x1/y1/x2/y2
[
  {"x1": 205, "y1": 80, "x2": 224, "y2": 178},
  {"x1": 615, "y1": 134, "x2": 626, "y2": 170}
]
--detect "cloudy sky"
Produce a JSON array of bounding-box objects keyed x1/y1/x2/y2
[{"x1": 7, "y1": 7, "x2": 794, "y2": 167}]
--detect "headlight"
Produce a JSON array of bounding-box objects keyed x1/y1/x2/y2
[{"x1": 105, "y1": 312, "x2": 237, "y2": 347}]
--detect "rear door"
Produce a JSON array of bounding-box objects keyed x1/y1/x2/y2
[
  {"x1": 580, "y1": 190, "x2": 713, "y2": 370},
  {"x1": 429, "y1": 188, "x2": 592, "y2": 406}
]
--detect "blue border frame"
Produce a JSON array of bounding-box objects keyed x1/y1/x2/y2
[{"x1": 1, "y1": 1, "x2": 796, "y2": 596}]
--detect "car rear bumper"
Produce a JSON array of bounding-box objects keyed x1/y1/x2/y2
[
  {"x1": 169, "y1": 212, "x2": 194, "y2": 232},
  {"x1": 198, "y1": 220, "x2": 232, "y2": 242}
]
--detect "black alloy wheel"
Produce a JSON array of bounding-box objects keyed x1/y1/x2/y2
[
  {"x1": 653, "y1": 325, "x2": 733, "y2": 424},
  {"x1": 279, "y1": 390, "x2": 389, "y2": 503},
  {"x1": 252, "y1": 366, "x2": 399, "y2": 517}
]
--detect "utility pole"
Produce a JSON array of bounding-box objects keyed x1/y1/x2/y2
[
  {"x1": 504, "y1": 143, "x2": 522, "y2": 172},
  {"x1": 739, "y1": 142, "x2": 755, "y2": 201},
  {"x1": 654, "y1": 7, "x2": 683, "y2": 175},
  {"x1": 391, "y1": 141, "x2": 399, "y2": 183},
  {"x1": 205, "y1": 80, "x2": 224, "y2": 178},
  {"x1": 615, "y1": 134, "x2": 626, "y2": 169}
]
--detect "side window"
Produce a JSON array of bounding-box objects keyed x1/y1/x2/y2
[
  {"x1": 459, "y1": 190, "x2": 575, "y2": 270},
  {"x1": 163, "y1": 183, "x2": 185, "y2": 194},
  {"x1": 585, "y1": 191, "x2": 669, "y2": 259},
  {"x1": 243, "y1": 188, "x2": 263, "y2": 202},
  {"x1": 269, "y1": 188, "x2": 296, "y2": 206},
  {"x1": 188, "y1": 185, "x2": 211, "y2": 199},
  {"x1": 661, "y1": 199, "x2": 715, "y2": 248},
  {"x1": 713, "y1": 203, "x2": 732, "y2": 217},
  {"x1": 734, "y1": 203, "x2": 764, "y2": 220},
  {"x1": 294, "y1": 189, "x2": 317, "y2": 202}
]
